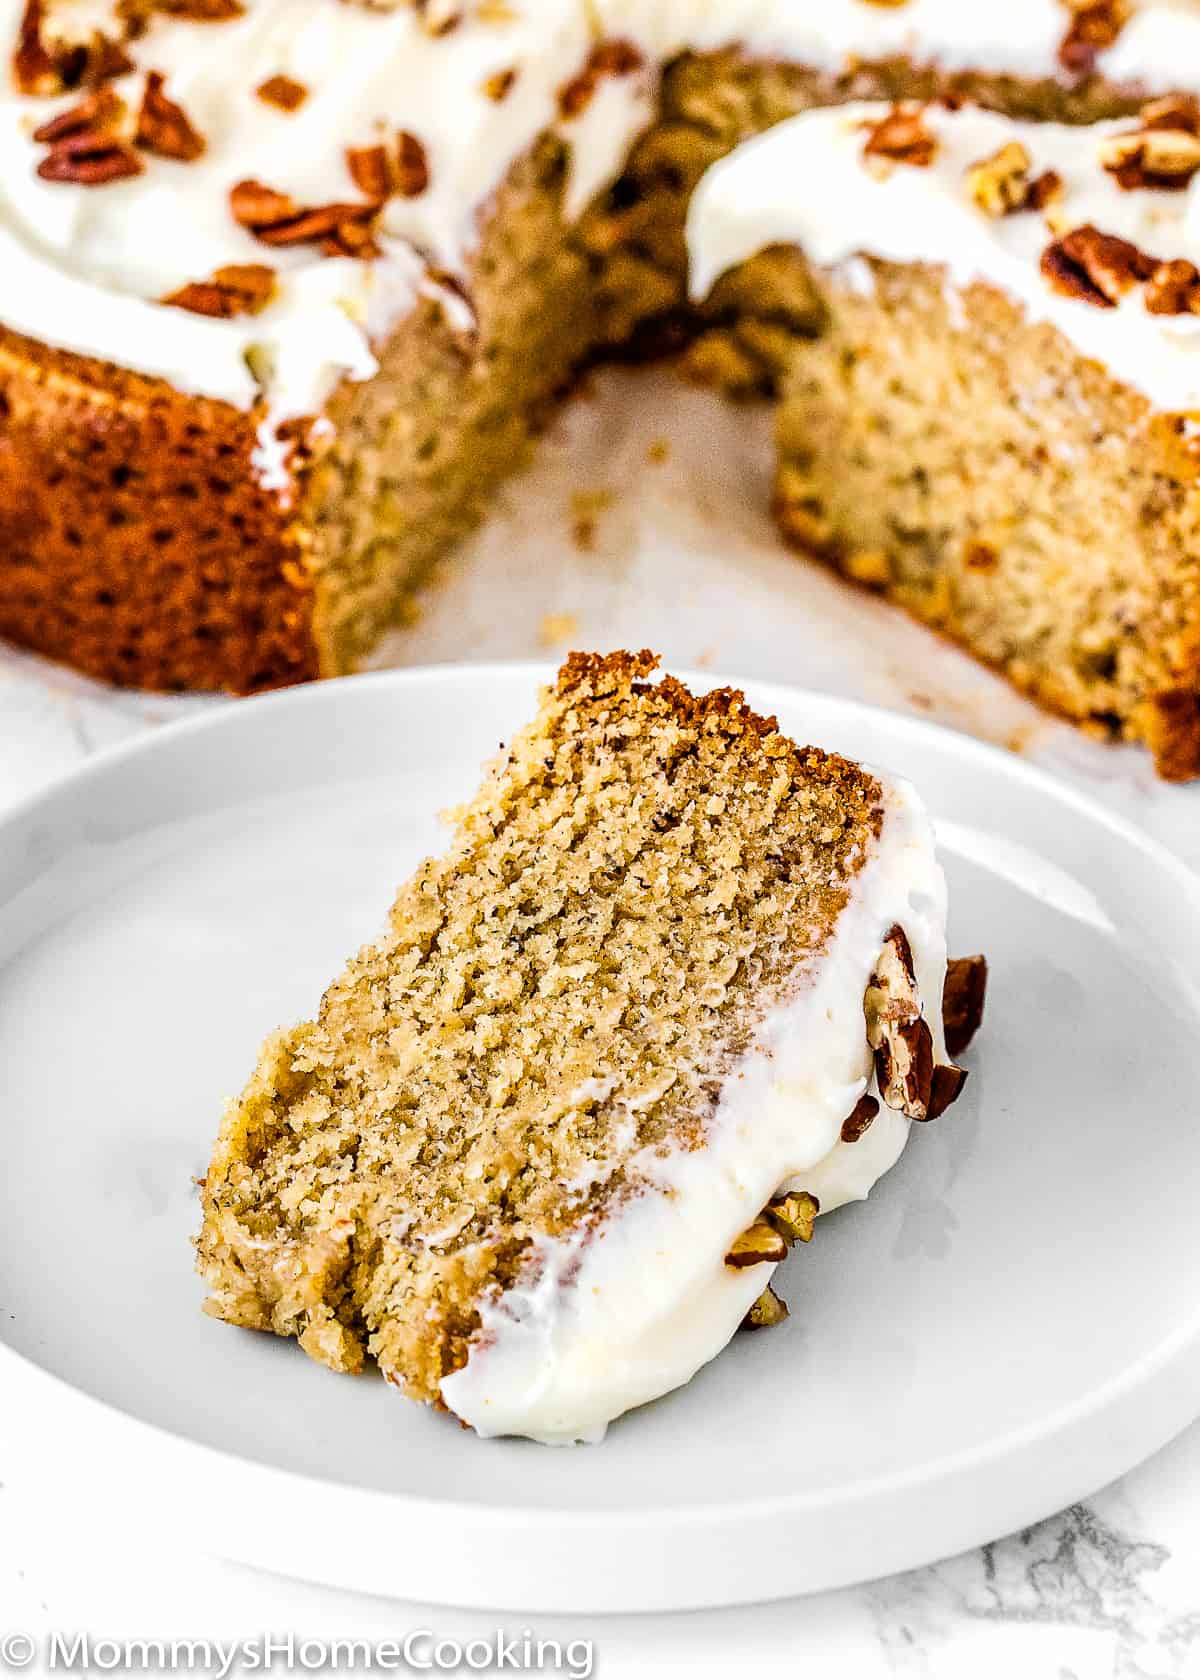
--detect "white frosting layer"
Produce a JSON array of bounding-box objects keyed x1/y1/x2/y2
[
  {"x1": 0, "y1": 0, "x2": 627, "y2": 471},
  {"x1": 440, "y1": 769, "x2": 949, "y2": 1446},
  {"x1": 688, "y1": 101, "x2": 1200, "y2": 414},
  {"x1": 606, "y1": 0, "x2": 1200, "y2": 84},
  {"x1": 3, "y1": 0, "x2": 1198, "y2": 479}
]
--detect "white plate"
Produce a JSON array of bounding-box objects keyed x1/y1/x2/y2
[{"x1": 1, "y1": 664, "x2": 1198, "y2": 1614}]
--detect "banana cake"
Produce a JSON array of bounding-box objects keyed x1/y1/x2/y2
[
  {"x1": 6, "y1": 0, "x2": 1200, "y2": 775},
  {"x1": 196, "y1": 652, "x2": 983, "y2": 1443},
  {"x1": 689, "y1": 98, "x2": 1200, "y2": 778}
]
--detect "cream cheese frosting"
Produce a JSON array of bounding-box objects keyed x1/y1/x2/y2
[
  {"x1": 440, "y1": 769, "x2": 948, "y2": 1446},
  {"x1": 687, "y1": 101, "x2": 1200, "y2": 414},
  {"x1": 3, "y1": 0, "x2": 1199, "y2": 488}
]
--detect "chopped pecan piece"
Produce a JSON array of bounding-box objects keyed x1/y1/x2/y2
[
  {"x1": 1028, "y1": 169, "x2": 1064, "y2": 210},
  {"x1": 344, "y1": 132, "x2": 429, "y2": 201},
  {"x1": 927, "y1": 1064, "x2": 968, "y2": 1121},
  {"x1": 34, "y1": 86, "x2": 142, "y2": 185},
  {"x1": 136, "y1": 70, "x2": 205, "y2": 161},
  {"x1": 346, "y1": 144, "x2": 391, "y2": 201},
  {"x1": 862, "y1": 104, "x2": 938, "y2": 169},
  {"x1": 14, "y1": 0, "x2": 134, "y2": 96},
  {"x1": 161, "y1": 262, "x2": 277, "y2": 318},
  {"x1": 1140, "y1": 95, "x2": 1200, "y2": 136},
  {"x1": 1145, "y1": 258, "x2": 1200, "y2": 315},
  {"x1": 943, "y1": 955, "x2": 988, "y2": 1056},
  {"x1": 742, "y1": 1284, "x2": 788, "y2": 1331},
  {"x1": 1100, "y1": 123, "x2": 1200, "y2": 191},
  {"x1": 149, "y1": 1, "x2": 244, "y2": 17},
  {"x1": 256, "y1": 74, "x2": 307, "y2": 112},
  {"x1": 725, "y1": 1220, "x2": 789, "y2": 1269},
  {"x1": 765, "y1": 1192, "x2": 819, "y2": 1245},
  {"x1": 231, "y1": 177, "x2": 380, "y2": 258},
  {"x1": 414, "y1": 0, "x2": 462, "y2": 34},
  {"x1": 967, "y1": 141, "x2": 1034, "y2": 216},
  {"x1": 965, "y1": 146, "x2": 1062, "y2": 219},
  {"x1": 558, "y1": 38, "x2": 644, "y2": 120},
  {"x1": 1058, "y1": 0, "x2": 1130, "y2": 75},
  {"x1": 840, "y1": 1093, "x2": 879, "y2": 1143},
  {"x1": 865, "y1": 925, "x2": 935, "y2": 1119},
  {"x1": 14, "y1": 0, "x2": 57, "y2": 94},
  {"x1": 482, "y1": 67, "x2": 517, "y2": 102},
  {"x1": 1041, "y1": 224, "x2": 1155, "y2": 307},
  {"x1": 229, "y1": 177, "x2": 295, "y2": 225},
  {"x1": 395, "y1": 130, "x2": 429, "y2": 198}
]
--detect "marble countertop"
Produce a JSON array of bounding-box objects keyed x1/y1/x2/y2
[{"x1": 3, "y1": 368, "x2": 1199, "y2": 1677}]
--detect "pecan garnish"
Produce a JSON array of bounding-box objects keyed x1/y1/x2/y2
[
  {"x1": 414, "y1": 0, "x2": 462, "y2": 35},
  {"x1": 1100, "y1": 118, "x2": 1200, "y2": 192},
  {"x1": 34, "y1": 87, "x2": 142, "y2": 185},
  {"x1": 558, "y1": 38, "x2": 644, "y2": 120},
  {"x1": 742, "y1": 1284, "x2": 788, "y2": 1331},
  {"x1": 161, "y1": 263, "x2": 277, "y2": 318},
  {"x1": 1145, "y1": 258, "x2": 1200, "y2": 315},
  {"x1": 256, "y1": 74, "x2": 307, "y2": 112},
  {"x1": 965, "y1": 142, "x2": 1062, "y2": 219},
  {"x1": 726, "y1": 1190, "x2": 818, "y2": 1271},
  {"x1": 344, "y1": 132, "x2": 429, "y2": 202},
  {"x1": 862, "y1": 104, "x2": 938, "y2": 169},
  {"x1": 966, "y1": 141, "x2": 1036, "y2": 217},
  {"x1": 943, "y1": 955, "x2": 988, "y2": 1057},
  {"x1": 230, "y1": 178, "x2": 380, "y2": 258},
  {"x1": 482, "y1": 67, "x2": 517, "y2": 102},
  {"x1": 395, "y1": 130, "x2": 429, "y2": 198},
  {"x1": 14, "y1": 0, "x2": 133, "y2": 96},
  {"x1": 1028, "y1": 169, "x2": 1064, "y2": 210},
  {"x1": 136, "y1": 70, "x2": 204, "y2": 161},
  {"x1": 1058, "y1": 0, "x2": 1130, "y2": 75},
  {"x1": 927, "y1": 1064, "x2": 968, "y2": 1121},
  {"x1": 725, "y1": 1220, "x2": 789, "y2": 1268},
  {"x1": 865, "y1": 925, "x2": 935, "y2": 1118},
  {"x1": 1141, "y1": 95, "x2": 1200, "y2": 136},
  {"x1": 1041, "y1": 224, "x2": 1155, "y2": 307},
  {"x1": 840, "y1": 1093, "x2": 879, "y2": 1143},
  {"x1": 765, "y1": 1192, "x2": 819, "y2": 1245},
  {"x1": 14, "y1": 0, "x2": 57, "y2": 94},
  {"x1": 148, "y1": 1, "x2": 244, "y2": 17},
  {"x1": 346, "y1": 144, "x2": 391, "y2": 201}
]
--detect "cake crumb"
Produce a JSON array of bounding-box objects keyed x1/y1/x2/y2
[
  {"x1": 570, "y1": 489, "x2": 614, "y2": 551},
  {"x1": 539, "y1": 611, "x2": 579, "y2": 648}
]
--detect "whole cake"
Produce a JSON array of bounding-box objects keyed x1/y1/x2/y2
[
  {"x1": 196, "y1": 652, "x2": 983, "y2": 1443},
  {"x1": 4, "y1": 0, "x2": 1200, "y2": 772}
]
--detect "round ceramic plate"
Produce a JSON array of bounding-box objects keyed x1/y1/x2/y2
[{"x1": 1, "y1": 664, "x2": 1198, "y2": 1614}]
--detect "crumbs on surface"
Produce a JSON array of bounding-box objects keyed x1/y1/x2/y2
[{"x1": 538, "y1": 611, "x2": 580, "y2": 647}]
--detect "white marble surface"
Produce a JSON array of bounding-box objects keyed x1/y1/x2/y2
[{"x1": 3, "y1": 367, "x2": 1200, "y2": 1676}]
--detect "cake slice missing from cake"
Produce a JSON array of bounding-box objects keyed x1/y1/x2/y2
[{"x1": 196, "y1": 653, "x2": 982, "y2": 1443}]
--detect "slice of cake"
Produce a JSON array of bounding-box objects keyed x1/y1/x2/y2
[
  {"x1": 688, "y1": 97, "x2": 1200, "y2": 778},
  {"x1": 197, "y1": 652, "x2": 980, "y2": 1444}
]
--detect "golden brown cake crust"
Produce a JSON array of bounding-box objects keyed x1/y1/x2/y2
[{"x1": 0, "y1": 322, "x2": 320, "y2": 692}]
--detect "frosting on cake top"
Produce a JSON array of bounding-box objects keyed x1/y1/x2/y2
[
  {"x1": 688, "y1": 98, "x2": 1200, "y2": 413},
  {"x1": 2, "y1": 0, "x2": 1199, "y2": 485}
]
